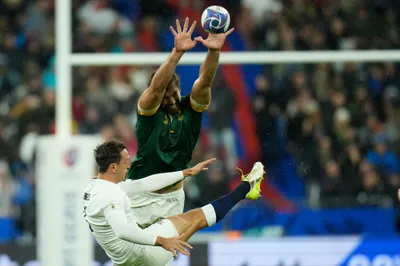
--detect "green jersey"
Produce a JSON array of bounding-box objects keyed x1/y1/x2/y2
[{"x1": 127, "y1": 95, "x2": 203, "y2": 180}]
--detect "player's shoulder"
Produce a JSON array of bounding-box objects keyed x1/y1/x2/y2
[
  {"x1": 180, "y1": 95, "x2": 193, "y2": 111},
  {"x1": 85, "y1": 179, "x2": 123, "y2": 202},
  {"x1": 137, "y1": 104, "x2": 163, "y2": 120},
  {"x1": 181, "y1": 94, "x2": 207, "y2": 113},
  {"x1": 180, "y1": 95, "x2": 191, "y2": 105}
]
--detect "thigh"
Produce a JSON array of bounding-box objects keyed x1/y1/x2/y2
[
  {"x1": 142, "y1": 219, "x2": 179, "y2": 266},
  {"x1": 131, "y1": 189, "x2": 185, "y2": 227}
]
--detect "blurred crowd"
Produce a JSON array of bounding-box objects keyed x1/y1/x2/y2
[{"x1": 0, "y1": 0, "x2": 400, "y2": 241}]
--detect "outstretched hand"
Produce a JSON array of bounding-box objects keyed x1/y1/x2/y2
[
  {"x1": 194, "y1": 28, "x2": 235, "y2": 51},
  {"x1": 170, "y1": 18, "x2": 197, "y2": 52},
  {"x1": 184, "y1": 158, "x2": 216, "y2": 177},
  {"x1": 157, "y1": 234, "x2": 193, "y2": 257}
]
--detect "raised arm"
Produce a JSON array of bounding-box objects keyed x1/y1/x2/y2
[
  {"x1": 120, "y1": 158, "x2": 216, "y2": 196},
  {"x1": 190, "y1": 29, "x2": 234, "y2": 109},
  {"x1": 138, "y1": 18, "x2": 197, "y2": 114}
]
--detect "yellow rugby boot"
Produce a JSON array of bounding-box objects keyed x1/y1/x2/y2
[{"x1": 236, "y1": 162, "x2": 265, "y2": 200}]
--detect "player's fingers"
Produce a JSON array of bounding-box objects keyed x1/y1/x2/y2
[
  {"x1": 203, "y1": 158, "x2": 217, "y2": 165},
  {"x1": 176, "y1": 19, "x2": 182, "y2": 33},
  {"x1": 177, "y1": 233, "x2": 185, "y2": 240},
  {"x1": 172, "y1": 249, "x2": 177, "y2": 257},
  {"x1": 181, "y1": 241, "x2": 193, "y2": 250},
  {"x1": 224, "y1": 28, "x2": 235, "y2": 36},
  {"x1": 170, "y1": 26, "x2": 178, "y2": 36},
  {"x1": 190, "y1": 40, "x2": 197, "y2": 47},
  {"x1": 201, "y1": 158, "x2": 216, "y2": 169},
  {"x1": 177, "y1": 245, "x2": 190, "y2": 256},
  {"x1": 183, "y1": 17, "x2": 189, "y2": 32},
  {"x1": 194, "y1": 36, "x2": 204, "y2": 43},
  {"x1": 188, "y1": 20, "x2": 197, "y2": 34}
]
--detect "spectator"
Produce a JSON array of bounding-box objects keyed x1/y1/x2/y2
[
  {"x1": 340, "y1": 143, "x2": 363, "y2": 196},
  {"x1": 252, "y1": 74, "x2": 282, "y2": 165},
  {"x1": 77, "y1": 0, "x2": 133, "y2": 35},
  {"x1": 0, "y1": 161, "x2": 16, "y2": 218},
  {"x1": 358, "y1": 166, "x2": 387, "y2": 200},
  {"x1": 365, "y1": 135, "x2": 400, "y2": 175}
]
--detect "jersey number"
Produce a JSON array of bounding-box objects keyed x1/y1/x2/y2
[{"x1": 83, "y1": 206, "x2": 93, "y2": 232}]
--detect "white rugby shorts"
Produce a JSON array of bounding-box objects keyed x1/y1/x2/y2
[{"x1": 130, "y1": 188, "x2": 185, "y2": 227}]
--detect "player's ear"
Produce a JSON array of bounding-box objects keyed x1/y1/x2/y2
[{"x1": 110, "y1": 163, "x2": 117, "y2": 173}]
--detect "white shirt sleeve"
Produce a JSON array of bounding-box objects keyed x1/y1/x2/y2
[
  {"x1": 120, "y1": 171, "x2": 184, "y2": 197},
  {"x1": 103, "y1": 196, "x2": 157, "y2": 246}
]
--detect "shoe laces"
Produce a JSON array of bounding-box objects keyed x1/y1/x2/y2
[{"x1": 236, "y1": 167, "x2": 249, "y2": 180}]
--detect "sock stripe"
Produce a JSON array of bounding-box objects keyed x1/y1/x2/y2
[{"x1": 201, "y1": 204, "x2": 217, "y2": 227}]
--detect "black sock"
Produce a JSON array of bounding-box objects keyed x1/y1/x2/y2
[{"x1": 210, "y1": 182, "x2": 250, "y2": 223}]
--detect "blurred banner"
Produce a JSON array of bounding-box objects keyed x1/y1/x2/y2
[
  {"x1": 1, "y1": 237, "x2": 399, "y2": 266},
  {"x1": 208, "y1": 236, "x2": 400, "y2": 266},
  {"x1": 36, "y1": 136, "x2": 102, "y2": 266},
  {"x1": 0, "y1": 244, "x2": 202, "y2": 266}
]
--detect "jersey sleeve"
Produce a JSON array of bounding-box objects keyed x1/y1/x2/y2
[
  {"x1": 138, "y1": 102, "x2": 160, "y2": 116},
  {"x1": 103, "y1": 191, "x2": 157, "y2": 246},
  {"x1": 181, "y1": 95, "x2": 203, "y2": 126},
  {"x1": 136, "y1": 106, "x2": 162, "y2": 141},
  {"x1": 119, "y1": 171, "x2": 184, "y2": 196},
  {"x1": 189, "y1": 95, "x2": 209, "y2": 113}
]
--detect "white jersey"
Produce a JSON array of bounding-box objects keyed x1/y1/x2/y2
[
  {"x1": 83, "y1": 171, "x2": 184, "y2": 266},
  {"x1": 83, "y1": 179, "x2": 144, "y2": 265}
]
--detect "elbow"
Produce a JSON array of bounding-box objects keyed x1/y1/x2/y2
[
  {"x1": 197, "y1": 76, "x2": 213, "y2": 88},
  {"x1": 143, "y1": 87, "x2": 164, "y2": 103},
  {"x1": 147, "y1": 85, "x2": 165, "y2": 96},
  {"x1": 115, "y1": 230, "x2": 128, "y2": 241}
]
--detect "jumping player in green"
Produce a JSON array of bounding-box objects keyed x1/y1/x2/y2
[{"x1": 126, "y1": 17, "x2": 234, "y2": 228}]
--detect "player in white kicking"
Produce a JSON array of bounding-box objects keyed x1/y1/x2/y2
[{"x1": 83, "y1": 140, "x2": 264, "y2": 266}]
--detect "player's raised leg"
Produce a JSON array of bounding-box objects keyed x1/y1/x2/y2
[
  {"x1": 142, "y1": 162, "x2": 265, "y2": 265},
  {"x1": 170, "y1": 161, "x2": 264, "y2": 241}
]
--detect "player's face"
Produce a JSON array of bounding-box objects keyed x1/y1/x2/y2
[
  {"x1": 116, "y1": 149, "x2": 130, "y2": 182},
  {"x1": 161, "y1": 83, "x2": 181, "y2": 114}
]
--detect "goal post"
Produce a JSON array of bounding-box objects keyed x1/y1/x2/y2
[{"x1": 70, "y1": 50, "x2": 400, "y2": 66}]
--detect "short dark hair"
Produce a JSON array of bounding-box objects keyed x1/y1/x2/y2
[
  {"x1": 94, "y1": 140, "x2": 126, "y2": 173},
  {"x1": 148, "y1": 71, "x2": 181, "y2": 89}
]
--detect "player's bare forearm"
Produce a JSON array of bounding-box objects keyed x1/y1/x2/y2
[
  {"x1": 138, "y1": 48, "x2": 184, "y2": 110},
  {"x1": 191, "y1": 50, "x2": 220, "y2": 105}
]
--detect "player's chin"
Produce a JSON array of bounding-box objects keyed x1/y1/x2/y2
[{"x1": 167, "y1": 105, "x2": 179, "y2": 114}]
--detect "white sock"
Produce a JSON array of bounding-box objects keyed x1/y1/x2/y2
[{"x1": 201, "y1": 204, "x2": 216, "y2": 227}]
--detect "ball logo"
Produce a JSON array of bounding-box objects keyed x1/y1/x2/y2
[
  {"x1": 201, "y1": 6, "x2": 230, "y2": 34},
  {"x1": 63, "y1": 147, "x2": 79, "y2": 168},
  {"x1": 204, "y1": 10, "x2": 227, "y2": 32}
]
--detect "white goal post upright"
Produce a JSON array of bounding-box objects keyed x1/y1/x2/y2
[
  {"x1": 35, "y1": 1, "x2": 400, "y2": 266},
  {"x1": 35, "y1": 1, "x2": 101, "y2": 266},
  {"x1": 56, "y1": 0, "x2": 72, "y2": 138}
]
